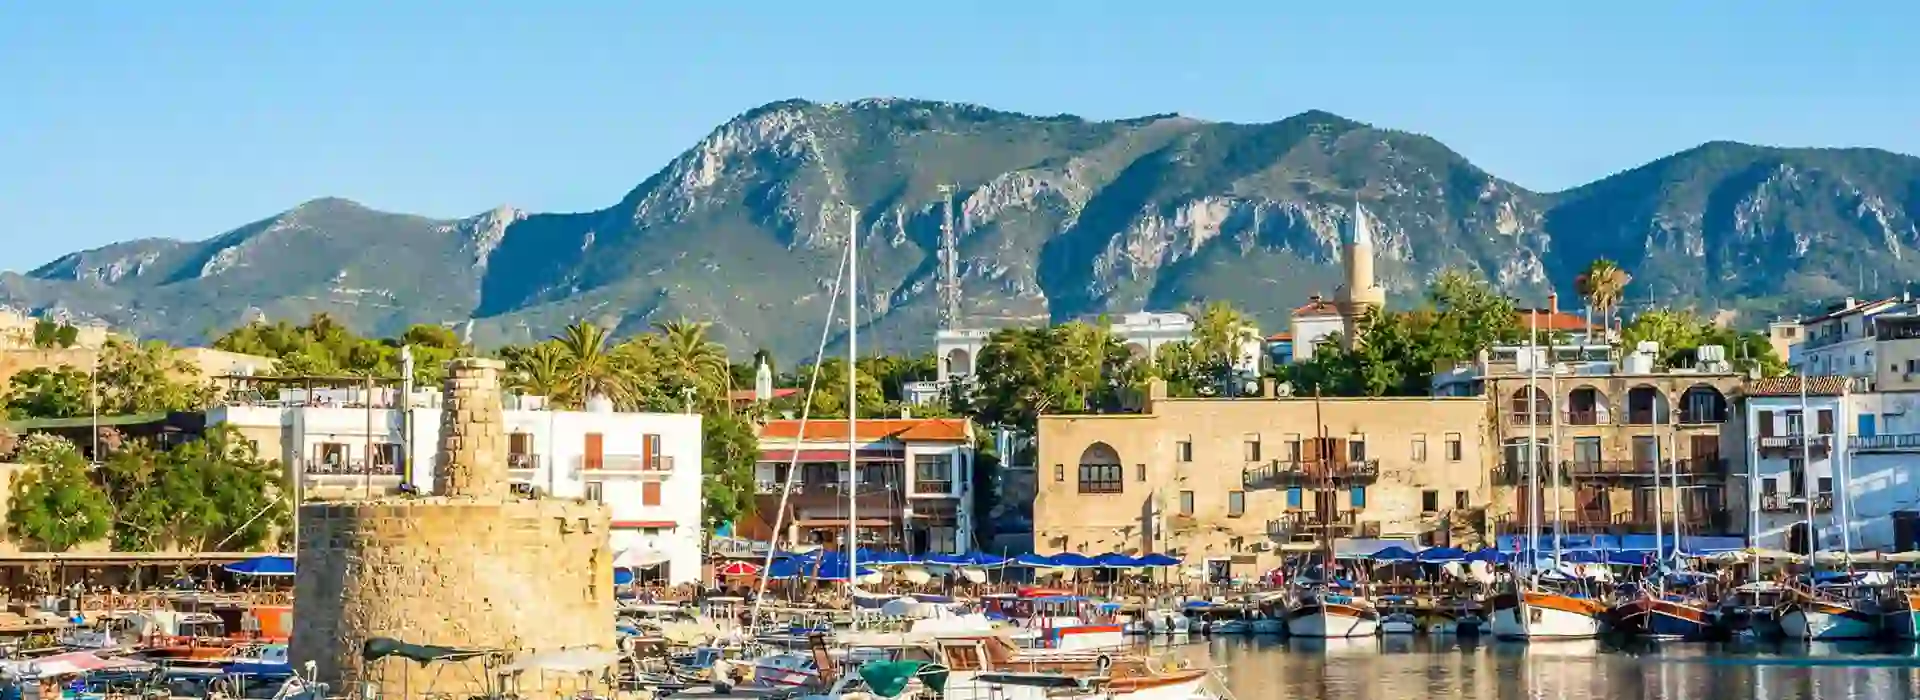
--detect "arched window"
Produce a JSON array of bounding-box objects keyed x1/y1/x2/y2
[{"x1": 1077, "y1": 443, "x2": 1123, "y2": 494}]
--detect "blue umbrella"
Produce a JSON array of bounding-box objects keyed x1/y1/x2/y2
[
  {"x1": 1136, "y1": 553, "x2": 1181, "y2": 567},
  {"x1": 1369, "y1": 546, "x2": 1417, "y2": 563},
  {"x1": 1094, "y1": 553, "x2": 1142, "y2": 568},
  {"x1": 224, "y1": 555, "x2": 294, "y2": 577},
  {"x1": 1014, "y1": 553, "x2": 1057, "y2": 567},
  {"x1": 1048, "y1": 553, "x2": 1099, "y2": 568},
  {"x1": 967, "y1": 552, "x2": 1009, "y2": 567},
  {"x1": 1415, "y1": 547, "x2": 1467, "y2": 563},
  {"x1": 1464, "y1": 549, "x2": 1510, "y2": 564},
  {"x1": 614, "y1": 568, "x2": 635, "y2": 585}
]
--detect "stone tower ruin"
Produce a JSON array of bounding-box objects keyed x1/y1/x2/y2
[{"x1": 291, "y1": 358, "x2": 614, "y2": 699}]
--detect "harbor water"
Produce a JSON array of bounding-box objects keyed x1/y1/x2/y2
[{"x1": 1156, "y1": 637, "x2": 1920, "y2": 700}]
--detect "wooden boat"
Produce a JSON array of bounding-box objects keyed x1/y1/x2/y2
[
  {"x1": 1881, "y1": 591, "x2": 1920, "y2": 640},
  {"x1": 1488, "y1": 583, "x2": 1604, "y2": 640},
  {"x1": 1285, "y1": 588, "x2": 1378, "y2": 638}
]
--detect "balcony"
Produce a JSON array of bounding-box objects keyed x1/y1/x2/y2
[
  {"x1": 305, "y1": 460, "x2": 403, "y2": 477},
  {"x1": 1759, "y1": 493, "x2": 1834, "y2": 512},
  {"x1": 912, "y1": 479, "x2": 956, "y2": 497},
  {"x1": 1565, "y1": 410, "x2": 1603, "y2": 426},
  {"x1": 1242, "y1": 459, "x2": 1381, "y2": 488},
  {"x1": 586, "y1": 454, "x2": 675, "y2": 479},
  {"x1": 1851, "y1": 434, "x2": 1920, "y2": 452},
  {"x1": 1760, "y1": 434, "x2": 1833, "y2": 456},
  {"x1": 508, "y1": 453, "x2": 541, "y2": 477},
  {"x1": 1675, "y1": 456, "x2": 1729, "y2": 476},
  {"x1": 1566, "y1": 460, "x2": 1656, "y2": 478}
]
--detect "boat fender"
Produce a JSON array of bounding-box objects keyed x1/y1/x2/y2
[{"x1": 1096, "y1": 655, "x2": 1113, "y2": 675}]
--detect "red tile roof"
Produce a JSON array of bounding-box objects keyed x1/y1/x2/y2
[
  {"x1": 1292, "y1": 300, "x2": 1341, "y2": 318},
  {"x1": 759, "y1": 418, "x2": 972, "y2": 443},
  {"x1": 611, "y1": 520, "x2": 680, "y2": 529},
  {"x1": 1266, "y1": 332, "x2": 1293, "y2": 342},
  {"x1": 1515, "y1": 309, "x2": 1599, "y2": 332},
  {"x1": 728, "y1": 388, "x2": 802, "y2": 402},
  {"x1": 1742, "y1": 376, "x2": 1855, "y2": 397}
]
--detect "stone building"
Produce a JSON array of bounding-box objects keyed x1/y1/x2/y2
[
  {"x1": 1033, "y1": 380, "x2": 1494, "y2": 578},
  {"x1": 291, "y1": 359, "x2": 615, "y2": 700},
  {"x1": 1437, "y1": 341, "x2": 1744, "y2": 540}
]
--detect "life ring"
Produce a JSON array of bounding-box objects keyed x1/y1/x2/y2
[{"x1": 1095, "y1": 655, "x2": 1113, "y2": 675}]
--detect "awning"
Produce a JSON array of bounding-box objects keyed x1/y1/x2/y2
[{"x1": 795, "y1": 518, "x2": 893, "y2": 528}]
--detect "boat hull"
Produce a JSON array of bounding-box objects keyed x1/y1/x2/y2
[
  {"x1": 1490, "y1": 591, "x2": 1603, "y2": 640},
  {"x1": 1882, "y1": 594, "x2": 1920, "y2": 640},
  {"x1": 1287, "y1": 602, "x2": 1380, "y2": 638},
  {"x1": 1780, "y1": 602, "x2": 1879, "y2": 640},
  {"x1": 1646, "y1": 600, "x2": 1712, "y2": 640},
  {"x1": 1250, "y1": 618, "x2": 1285, "y2": 635}
]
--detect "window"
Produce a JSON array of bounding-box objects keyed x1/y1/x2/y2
[
  {"x1": 642, "y1": 481, "x2": 662, "y2": 506},
  {"x1": 1786, "y1": 410, "x2": 1804, "y2": 436},
  {"x1": 1758, "y1": 410, "x2": 1775, "y2": 437},
  {"x1": 315, "y1": 442, "x2": 348, "y2": 467},
  {"x1": 1817, "y1": 409, "x2": 1834, "y2": 435},
  {"x1": 1286, "y1": 487, "x2": 1303, "y2": 509},
  {"x1": 1078, "y1": 464, "x2": 1123, "y2": 494},
  {"x1": 1762, "y1": 477, "x2": 1778, "y2": 496},
  {"x1": 1789, "y1": 458, "x2": 1806, "y2": 496},
  {"x1": 584, "y1": 432, "x2": 604, "y2": 470},
  {"x1": 1228, "y1": 491, "x2": 1245, "y2": 518},
  {"x1": 1135, "y1": 463, "x2": 1146, "y2": 482},
  {"x1": 1349, "y1": 486, "x2": 1367, "y2": 509},
  {"x1": 1054, "y1": 464, "x2": 1064, "y2": 482},
  {"x1": 373, "y1": 443, "x2": 404, "y2": 468},
  {"x1": 1455, "y1": 490, "x2": 1470, "y2": 509},
  {"x1": 1284, "y1": 434, "x2": 1302, "y2": 461},
  {"x1": 1179, "y1": 490, "x2": 1195, "y2": 516},
  {"x1": 1243, "y1": 434, "x2": 1262, "y2": 462},
  {"x1": 1572, "y1": 437, "x2": 1602, "y2": 466},
  {"x1": 1421, "y1": 490, "x2": 1439, "y2": 512},
  {"x1": 1175, "y1": 440, "x2": 1194, "y2": 462},
  {"x1": 1445, "y1": 433, "x2": 1463, "y2": 461},
  {"x1": 1411, "y1": 434, "x2": 1428, "y2": 462},
  {"x1": 1348, "y1": 435, "x2": 1367, "y2": 462},
  {"x1": 1818, "y1": 476, "x2": 1833, "y2": 495},
  {"x1": 584, "y1": 482, "x2": 604, "y2": 502}
]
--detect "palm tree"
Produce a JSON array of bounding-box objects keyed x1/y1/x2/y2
[
  {"x1": 653, "y1": 319, "x2": 732, "y2": 404},
  {"x1": 505, "y1": 342, "x2": 568, "y2": 399},
  {"x1": 553, "y1": 321, "x2": 632, "y2": 408},
  {"x1": 1575, "y1": 259, "x2": 1632, "y2": 340}
]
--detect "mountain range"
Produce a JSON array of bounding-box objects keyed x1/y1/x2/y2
[{"x1": 7, "y1": 98, "x2": 1918, "y2": 360}]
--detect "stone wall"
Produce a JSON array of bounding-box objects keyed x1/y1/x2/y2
[
  {"x1": 291, "y1": 500, "x2": 613, "y2": 699},
  {"x1": 436, "y1": 358, "x2": 507, "y2": 499}
]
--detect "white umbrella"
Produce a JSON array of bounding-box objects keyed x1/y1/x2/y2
[
  {"x1": 614, "y1": 548, "x2": 671, "y2": 568},
  {"x1": 900, "y1": 568, "x2": 932, "y2": 585}
]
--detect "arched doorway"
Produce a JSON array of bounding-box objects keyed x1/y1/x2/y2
[
  {"x1": 1626, "y1": 385, "x2": 1669, "y2": 425},
  {"x1": 1509, "y1": 386, "x2": 1552, "y2": 425},
  {"x1": 1566, "y1": 386, "x2": 1609, "y2": 425},
  {"x1": 1679, "y1": 384, "x2": 1728, "y2": 424},
  {"x1": 945, "y1": 347, "x2": 974, "y2": 377}
]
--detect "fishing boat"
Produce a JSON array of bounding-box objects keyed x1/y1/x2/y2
[
  {"x1": 1376, "y1": 596, "x2": 1418, "y2": 635},
  {"x1": 1780, "y1": 581, "x2": 1881, "y2": 640},
  {"x1": 1881, "y1": 587, "x2": 1920, "y2": 640},
  {"x1": 928, "y1": 634, "x2": 1209, "y2": 700},
  {"x1": 1283, "y1": 390, "x2": 1379, "y2": 639}
]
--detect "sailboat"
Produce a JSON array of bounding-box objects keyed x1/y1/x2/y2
[
  {"x1": 1780, "y1": 378, "x2": 1880, "y2": 640},
  {"x1": 1490, "y1": 315, "x2": 1603, "y2": 640},
  {"x1": 1286, "y1": 390, "x2": 1380, "y2": 638},
  {"x1": 1632, "y1": 432, "x2": 1714, "y2": 640}
]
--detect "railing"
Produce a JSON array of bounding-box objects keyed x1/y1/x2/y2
[
  {"x1": 1678, "y1": 410, "x2": 1728, "y2": 425},
  {"x1": 1759, "y1": 493, "x2": 1834, "y2": 512},
  {"x1": 913, "y1": 479, "x2": 955, "y2": 495},
  {"x1": 1565, "y1": 460, "x2": 1656, "y2": 477},
  {"x1": 305, "y1": 460, "x2": 403, "y2": 476},
  {"x1": 1510, "y1": 411, "x2": 1553, "y2": 426},
  {"x1": 1626, "y1": 410, "x2": 1664, "y2": 425},
  {"x1": 1676, "y1": 456, "x2": 1729, "y2": 475},
  {"x1": 1760, "y1": 434, "x2": 1833, "y2": 453},
  {"x1": 1243, "y1": 459, "x2": 1381, "y2": 488},
  {"x1": 508, "y1": 453, "x2": 541, "y2": 471},
  {"x1": 1565, "y1": 409, "x2": 1603, "y2": 426},
  {"x1": 1851, "y1": 434, "x2": 1920, "y2": 452},
  {"x1": 598, "y1": 454, "x2": 675, "y2": 472}
]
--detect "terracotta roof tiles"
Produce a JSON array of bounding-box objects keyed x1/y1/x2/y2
[
  {"x1": 759, "y1": 418, "x2": 973, "y2": 443},
  {"x1": 1742, "y1": 376, "x2": 1855, "y2": 397}
]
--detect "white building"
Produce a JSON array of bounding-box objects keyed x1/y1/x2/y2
[
  {"x1": 1288, "y1": 298, "x2": 1344, "y2": 362},
  {"x1": 1737, "y1": 376, "x2": 1856, "y2": 553},
  {"x1": 926, "y1": 313, "x2": 1262, "y2": 398},
  {"x1": 210, "y1": 388, "x2": 706, "y2": 584},
  {"x1": 749, "y1": 418, "x2": 975, "y2": 554},
  {"x1": 1791, "y1": 296, "x2": 1913, "y2": 380}
]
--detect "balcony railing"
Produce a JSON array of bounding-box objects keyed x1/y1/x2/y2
[
  {"x1": 1678, "y1": 410, "x2": 1728, "y2": 425},
  {"x1": 1851, "y1": 434, "x2": 1920, "y2": 452},
  {"x1": 1243, "y1": 459, "x2": 1381, "y2": 488},
  {"x1": 305, "y1": 460, "x2": 403, "y2": 477},
  {"x1": 1760, "y1": 434, "x2": 1833, "y2": 454},
  {"x1": 599, "y1": 454, "x2": 674, "y2": 471},
  {"x1": 913, "y1": 479, "x2": 956, "y2": 496},
  {"x1": 508, "y1": 453, "x2": 541, "y2": 471},
  {"x1": 1566, "y1": 460, "x2": 1656, "y2": 478},
  {"x1": 1509, "y1": 411, "x2": 1553, "y2": 426},
  {"x1": 1565, "y1": 409, "x2": 1604, "y2": 426},
  {"x1": 1759, "y1": 492, "x2": 1834, "y2": 512}
]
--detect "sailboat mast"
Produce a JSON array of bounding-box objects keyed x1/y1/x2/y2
[
  {"x1": 847, "y1": 207, "x2": 860, "y2": 605},
  {"x1": 1548, "y1": 313, "x2": 1563, "y2": 567},
  {"x1": 1800, "y1": 378, "x2": 1816, "y2": 569},
  {"x1": 1839, "y1": 381, "x2": 1853, "y2": 572},
  {"x1": 1526, "y1": 312, "x2": 1540, "y2": 572},
  {"x1": 1316, "y1": 388, "x2": 1331, "y2": 566}
]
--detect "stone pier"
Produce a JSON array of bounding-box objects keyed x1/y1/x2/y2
[{"x1": 291, "y1": 358, "x2": 613, "y2": 700}]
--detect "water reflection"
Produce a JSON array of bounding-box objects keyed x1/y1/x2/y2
[{"x1": 1152, "y1": 637, "x2": 1920, "y2": 700}]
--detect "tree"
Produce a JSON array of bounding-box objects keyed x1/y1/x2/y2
[
  {"x1": 1283, "y1": 270, "x2": 1519, "y2": 397},
  {"x1": 785, "y1": 357, "x2": 887, "y2": 418},
  {"x1": 1623, "y1": 308, "x2": 1788, "y2": 377},
  {"x1": 652, "y1": 319, "x2": 733, "y2": 411},
  {"x1": 6, "y1": 445, "x2": 111, "y2": 552},
  {"x1": 95, "y1": 339, "x2": 216, "y2": 414},
  {"x1": 701, "y1": 411, "x2": 759, "y2": 530},
  {"x1": 1575, "y1": 259, "x2": 1632, "y2": 338},
  {"x1": 969, "y1": 322, "x2": 1139, "y2": 430},
  {"x1": 503, "y1": 342, "x2": 569, "y2": 399},
  {"x1": 98, "y1": 426, "x2": 287, "y2": 551},
  {"x1": 553, "y1": 321, "x2": 635, "y2": 408},
  {"x1": 3, "y1": 366, "x2": 92, "y2": 420},
  {"x1": 31, "y1": 320, "x2": 78, "y2": 349}
]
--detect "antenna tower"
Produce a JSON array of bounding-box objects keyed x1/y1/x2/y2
[{"x1": 938, "y1": 185, "x2": 960, "y2": 329}]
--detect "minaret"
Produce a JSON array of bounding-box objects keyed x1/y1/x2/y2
[
  {"x1": 1337, "y1": 201, "x2": 1386, "y2": 348},
  {"x1": 754, "y1": 358, "x2": 774, "y2": 402}
]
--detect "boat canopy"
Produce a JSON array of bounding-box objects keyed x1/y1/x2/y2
[
  {"x1": 361, "y1": 637, "x2": 495, "y2": 664},
  {"x1": 224, "y1": 555, "x2": 294, "y2": 577}
]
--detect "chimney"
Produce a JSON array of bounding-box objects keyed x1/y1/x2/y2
[{"x1": 1548, "y1": 292, "x2": 1559, "y2": 317}]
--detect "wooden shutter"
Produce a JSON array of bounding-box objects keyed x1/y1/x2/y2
[
  {"x1": 1758, "y1": 411, "x2": 1774, "y2": 437},
  {"x1": 585, "y1": 433, "x2": 604, "y2": 470},
  {"x1": 642, "y1": 481, "x2": 662, "y2": 506},
  {"x1": 1817, "y1": 409, "x2": 1834, "y2": 435},
  {"x1": 642, "y1": 433, "x2": 660, "y2": 470}
]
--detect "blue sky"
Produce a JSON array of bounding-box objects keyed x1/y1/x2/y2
[{"x1": 1, "y1": 1, "x2": 1912, "y2": 272}]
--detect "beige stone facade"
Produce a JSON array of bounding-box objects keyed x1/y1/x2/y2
[
  {"x1": 1485, "y1": 372, "x2": 1742, "y2": 537},
  {"x1": 291, "y1": 357, "x2": 615, "y2": 700},
  {"x1": 1034, "y1": 382, "x2": 1494, "y2": 576}
]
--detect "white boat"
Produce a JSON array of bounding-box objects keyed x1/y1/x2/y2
[
  {"x1": 1285, "y1": 589, "x2": 1378, "y2": 638},
  {"x1": 1780, "y1": 597, "x2": 1880, "y2": 640},
  {"x1": 930, "y1": 635, "x2": 1208, "y2": 700},
  {"x1": 1378, "y1": 611, "x2": 1417, "y2": 635},
  {"x1": 1488, "y1": 585, "x2": 1603, "y2": 640},
  {"x1": 1144, "y1": 609, "x2": 1189, "y2": 635}
]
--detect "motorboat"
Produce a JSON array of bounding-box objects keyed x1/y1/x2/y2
[
  {"x1": 1285, "y1": 588, "x2": 1378, "y2": 638},
  {"x1": 1489, "y1": 578, "x2": 1604, "y2": 640}
]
